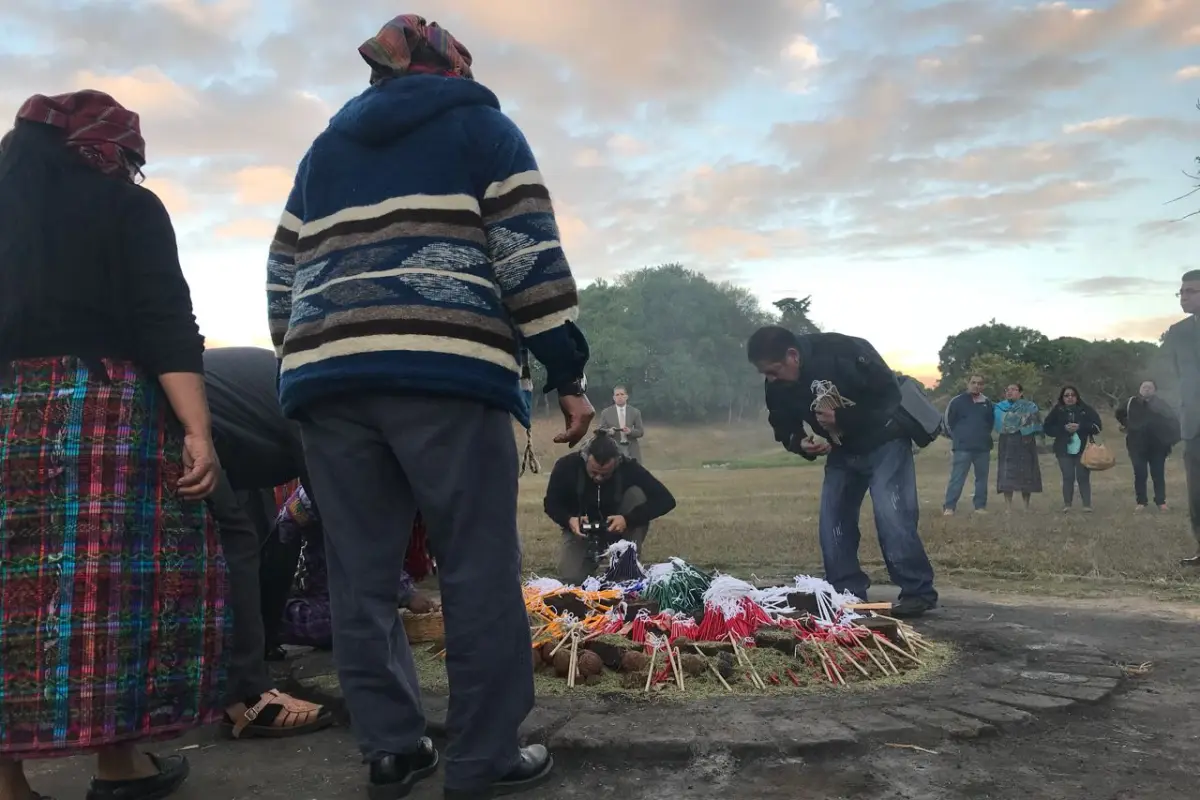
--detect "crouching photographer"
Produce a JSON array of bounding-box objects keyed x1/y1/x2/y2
[{"x1": 543, "y1": 430, "x2": 677, "y2": 584}]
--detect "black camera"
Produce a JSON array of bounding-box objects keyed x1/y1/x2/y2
[{"x1": 580, "y1": 520, "x2": 612, "y2": 562}]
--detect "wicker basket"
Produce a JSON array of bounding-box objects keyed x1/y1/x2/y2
[{"x1": 402, "y1": 610, "x2": 445, "y2": 643}]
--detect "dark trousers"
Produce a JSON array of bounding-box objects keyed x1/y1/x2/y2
[
  {"x1": 943, "y1": 449, "x2": 990, "y2": 511},
  {"x1": 818, "y1": 438, "x2": 938, "y2": 603},
  {"x1": 1056, "y1": 454, "x2": 1091, "y2": 507},
  {"x1": 1185, "y1": 439, "x2": 1200, "y2": 547},
  {"x1": 244, "y1": 489, "x2": 303, "y2": 649},
  {"x1": 557, "y1": 486, "x2": 649, "y2": 584},
  {"x1": 206, "y1": 473, "x2": 277, "y2": 703},
  {"x1": 1128, "y1": 440, "x2": 1168, "y2": 507},
  {"x1": 299, "y1": 394, "x2": 531, "y2": 792}
]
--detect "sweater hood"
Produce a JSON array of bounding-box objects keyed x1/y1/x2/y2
[{"x1": 329, "y1": 74, "x2": 501, "y2": 146}]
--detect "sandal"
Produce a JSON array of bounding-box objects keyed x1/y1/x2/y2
[
  {"x1": 85, "y1": 753, "x2": 188, "y2": 800},
  {"x1": 221, "y1": 689, "x2": 333, "y2": 740}
]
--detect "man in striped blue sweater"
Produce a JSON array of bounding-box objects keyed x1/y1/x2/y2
[{"x1": 266, "y1": 16, "x2": 593, "y2": 800}]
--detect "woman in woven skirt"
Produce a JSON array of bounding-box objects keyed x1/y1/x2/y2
[
  {"x1": 0, "y1": 93, "x2": 227, "y2": 800},
  {"x1": 993, "y1": 383, "x2": 1044, "y2": 511}
]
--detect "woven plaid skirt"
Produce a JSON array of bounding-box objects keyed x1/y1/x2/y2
[{"x1": 0, "y1": 357, "x2": 229, "y2": 757}]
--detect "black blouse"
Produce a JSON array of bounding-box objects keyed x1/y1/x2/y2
[{"x1": 0, "y1": 127, "x2": 204, "y2": 375}]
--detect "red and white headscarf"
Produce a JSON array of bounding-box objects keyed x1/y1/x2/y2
[{"x1": 15, "y1": 90, "x2": 146, "y2": 181}]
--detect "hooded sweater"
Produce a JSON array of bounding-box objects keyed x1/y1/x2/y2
[{"x1": 267, "y1": 75, "x2": 588, "y2": 425}]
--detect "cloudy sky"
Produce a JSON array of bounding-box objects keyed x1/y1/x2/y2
[{"x1": 4, "y1": 0, "x2": 1198, "y2": 382}]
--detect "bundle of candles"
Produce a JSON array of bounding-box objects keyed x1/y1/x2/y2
[
  {"x1": 809, "y1": 379, "x2": 855, "y2": 446},
  {"x1": 602, "y1": 540, "x2": 646, "y2": 583},
  {"x1": 643, "y1": 558, "x2": 712, "y2": 615}
]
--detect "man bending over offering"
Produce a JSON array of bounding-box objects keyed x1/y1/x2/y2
[
  {"x1": 748, "y1": 325, "x2": 939, "y2": 619},
  {"x1": 544, "y1": 430, "x2": 677, "y2": 584}
]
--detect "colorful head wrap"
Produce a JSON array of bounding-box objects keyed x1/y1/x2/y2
[
  {"x1": 359, "y1": 14, "x2": 474, "y2": 83},
  {"x1": 15, "y1": 90, "x2": 146, "y2": 181}
]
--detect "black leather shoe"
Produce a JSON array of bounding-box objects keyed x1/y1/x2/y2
[
  {"x1": 890, "y1": 597, "x2": 937, "y2": 619},
  {"x1": 444, "y1": 745, "x2": 554, "y2": 799},
  {"x1": 85, "y1": 753, "x2": 189, "y2": 800},
  {"x1": 367, "y1": 737, "x2": 440, "y2": 800}
]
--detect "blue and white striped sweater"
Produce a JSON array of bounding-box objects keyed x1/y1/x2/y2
[{"x1": 266, "y1": 75, "x2": 587, "y2": 426}]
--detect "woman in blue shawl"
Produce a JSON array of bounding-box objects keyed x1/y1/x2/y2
[{"x1": 994, "y1": 383, "x2": 1044, "y2": 510}]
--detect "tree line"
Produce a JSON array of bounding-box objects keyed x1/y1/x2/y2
[
  {"x1": 934, "y1": 321, "x2": 1161, "y2": 409},
  {"x1": 529, "y1": 264, "x2": 816, "y2": 423},
  {"x1": 528, "y1": 264, "x2": 1164, "y2": 424}
]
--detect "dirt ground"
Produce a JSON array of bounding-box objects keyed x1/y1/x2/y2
[{"x1": 24, "y1": 588, "x2": 1200, "y2": 799}]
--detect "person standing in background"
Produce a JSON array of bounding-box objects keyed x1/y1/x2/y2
[
  {"x1": 599, "y1": 385, "x2": 644, "y2": 462},
  {"x1": 1157, "y1": 269, "x2": 1200, "y2": 563},
  {"x1": 993, "y1": 383, "x2": 1043, "y2": 511},
  {"x1": 1043, "y1": 386, "x2": 1103, "y2": 513},
  {"x1": 1116, "y1": 380, "x2": 1179, "y2": 513},
  {"x1": 942, "y1": 374, "x2": 994, "y2": 516},
  {"x1": 266, "y1": 16, "x2": 593, "y2": 799}
]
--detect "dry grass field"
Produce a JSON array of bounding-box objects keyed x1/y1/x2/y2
[{"x1": 516, "y1": 416, "x2": 1200, "y2": 601}]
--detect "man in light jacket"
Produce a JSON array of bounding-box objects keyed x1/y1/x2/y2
[
  {"x1": 942, "y1": 374, "x2": 995, "y2": 516},
  {"x1": 598, "y1": 385, "x2": 644, "y2": 462}
]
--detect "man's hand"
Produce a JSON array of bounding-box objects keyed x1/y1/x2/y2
[
  {"x1": 555, "y1": 394, "x2": 595, "y2": 447},
  {"x1": 1065, "y1": 422, "x2": 1080, "y2": 433},
  {"x1": 606, "y1": 514, "x2": 627, "y2": 534},
  {"x1": 799, "y1": 436, "x2": 831, "y2": 456},
  {"x1": 621, "y1": 426, "x2": 631, "y2": 434},
  {"x1": 568, "y1": 517, "x2": 583, "y2": 537},
  {"x1": 178, "y1": 432, "x2": 219, "y2": 499},
  {"x1": 815, "y1": 407, "x2": 837, "y2": 428}
]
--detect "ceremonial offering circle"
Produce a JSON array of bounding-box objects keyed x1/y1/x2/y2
[{"x1": 413, "y1": 552, "x2": 953, "y2": 698}]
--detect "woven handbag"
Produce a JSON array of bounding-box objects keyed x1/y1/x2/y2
[{"x1": 1080, "y1": 438, "x2": 1116, "y2": 471}]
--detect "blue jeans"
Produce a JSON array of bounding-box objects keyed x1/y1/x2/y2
[
  {"x1": 818, "y1": 438, "x2": 938, "y2": 603},
  {"x1": 944, "y1": 449, "x2": 990, "y2": 511}
]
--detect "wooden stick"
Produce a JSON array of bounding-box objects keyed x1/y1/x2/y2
[
  {"x1": 843, "y1": 603, "x2": 894, "y2": 611},
  {"x1": 549, "y1": 629, "x2": 574, "y2": 657},
  {"x1": 876, "y1": 634, "x2": 925, "y2": 666},
  {"x1": 567, "y1": 633, "x2": 579, "y2": 688},
  {"x1": 837, "y1": 643, "x2": 871, "y2": 678},
  {"x1": 850, "y1": 632, "x2": 890, "y2": 675},
  {"x1": 816, "y1": 644, "x2": 839, "y2": 684},
  {"x1": 672, "y1": 647, "x2": 685, "y2": 691},
  {"x1": 729, "y1": 634, "x2": 766, "y2": 689},
  {"x1": 693, "y1": 645, "x2": 733, "y2": 692},
  {"x1": 644, "y1": 647, "x2": 658, "y2": 693},
  {"x1": 819, "y1": 643, "x2": 846, "y2": 685},
  {"x1": 876, "y1": 641, "x2": 898, "y2": 673}
]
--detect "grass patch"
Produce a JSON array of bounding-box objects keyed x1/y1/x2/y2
[
  {"x1": 512, "y1": 419, "x2": 1200, "y2": 602},
  {"x1": 700, "y1": 450, "x2": 814, "y2": 470}
]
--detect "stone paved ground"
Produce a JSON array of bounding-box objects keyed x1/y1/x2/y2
[{"x1": 24, "y1": 591, "x2": 1200, "y2": 799}]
